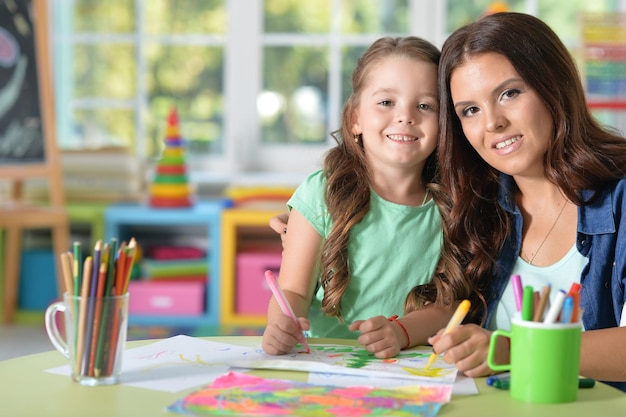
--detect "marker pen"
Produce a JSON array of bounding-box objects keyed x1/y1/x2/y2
[{"x1": 544, "y1": 289, "x2": 567, "y2": 324}]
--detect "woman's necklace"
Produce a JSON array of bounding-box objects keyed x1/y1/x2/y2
[{"x1": 520, "y1": 200, "x2": 567, "y2": 265}]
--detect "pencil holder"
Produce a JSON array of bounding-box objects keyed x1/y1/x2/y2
[
  {"x1": 487, "y1": 317, "x2": 582, "y2": 403},
  {"x1": 45, "y1": 292, "x2": 129, "y2": 386}
]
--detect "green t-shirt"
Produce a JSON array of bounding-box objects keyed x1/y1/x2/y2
[{"x1": 288, "y1": 170, "x2": 443, "y2": 339}]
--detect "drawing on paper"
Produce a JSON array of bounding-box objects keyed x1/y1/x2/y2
[
  {"x1": 168, "y1": 371, "x2": 452, "y2": 417},
  {"x1": 230, "y1": 344, "x2": 457, "y2": 384}
]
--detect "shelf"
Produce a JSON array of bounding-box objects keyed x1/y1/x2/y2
[
  {"x1": 220, "y1": 208, "x2": 284, "y2": 326},
  {"x1": 587, "y1": 100, "x2": 626, "y2": 110},
  {"x1": 104, "y1": 200, "x2": 225, "y2": 327}
]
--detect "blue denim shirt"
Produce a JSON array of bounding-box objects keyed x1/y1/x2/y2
[{"x1": 489, "y1": 174, "x2": 626, "y2": 391}]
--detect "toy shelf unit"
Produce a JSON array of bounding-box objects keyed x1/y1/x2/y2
[
  {"x1": 220, "y1": 208, "x2": 284, "y2": 327},
  {"x1": 582, "y1": 12, "x2": 626, "y2": 132},
  {"x1": 12, "y1": 202, "x2": 107, "y2": 315},
  {"x1": 66, "y1": 202, "x2": 107, "y2": 249},
  {"x1": 104, "y1": 200, "x2": 223, "y2": 327}
]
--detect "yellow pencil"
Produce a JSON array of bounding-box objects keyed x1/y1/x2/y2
[
  {"x1": 122, "y1": 237, "x2": 137, "y2": 294},
  {"x1": 425, "y1": 299, "x2": 471, "y2": 370}
]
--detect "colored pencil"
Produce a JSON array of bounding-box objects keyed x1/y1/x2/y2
[
  {"x1": 94, "y1": 239, "x2": 118, "y2": 376},
  {"x1": 59, "y1": 252, "x2": 74, "y2": 295},
  {"x1": 75, "y1": 256, "x2": 93, "y2": 374},
  {"x1": 122, "y1": 238, "x2": 137, "y2": 294},
  {"x1": 88, "y1": 251, "x2": 108, "y2": 376},
  {"x1": 72, "y1": 241, "x2": 82, "y2": 352},
  {"x1": 105, "y1": 238, "x2": 118, "y2": 296},
  {"x1": 567, "y1": 283, "x2": 582, "y2": 322},
  {"x1": 533, "y1": 284, "x2": 551, "y2": 322},
  {"x1": 560, "y1": 296, "x2": 575, "y2": 323},
  {"x1": 511, "y1": 275, "x2": 523, "y2": 313},
  {"x1": 114, "y1": 241, "x2": 127, "y2": 296},
  {"x1": 544, "y1": 289, "x2": 567, "y2": 324},
  {"x1": 82, "y1": 240, "x2": 102, "y2": 376},
  {"x1": 265, "y1": 269, "x2": 310, "y2": 353},
  {"x1": 425, "y1": 299, "x2": 471, "y2": 369},
  {"x1": 105, "y1": 239, "x2": 135, "y2": 375},
  {"x1": 72, "y1": 241, "x2": 82, "y2": 296},
  {"x1": 522, "y1": 285, "x2": 534, "y2": 321}
]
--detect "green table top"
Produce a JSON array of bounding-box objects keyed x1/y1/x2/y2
[{"x1": 0, "y1": 336, "x2": 624, "y2": 416}]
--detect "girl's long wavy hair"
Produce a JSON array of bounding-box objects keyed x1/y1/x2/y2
[
  {"x1": 320, "y1": 36, "x2": 441, "y2": 320},
  {"x1": 407, "y1": 12, "x2": 626, "y2": 324}
]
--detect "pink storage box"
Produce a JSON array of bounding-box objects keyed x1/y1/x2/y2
[
  {"x1": 128, "y1": 280, "x2": 205, "y2": 316},
  {"x1": 236, "y1": 251, "x2": 282, "y2": 315}
]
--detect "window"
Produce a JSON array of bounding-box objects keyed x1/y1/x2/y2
[{"x1": 51, "y1": 0, "x2": 624, "y2": 182}]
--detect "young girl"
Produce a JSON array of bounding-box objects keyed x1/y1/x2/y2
[{"x1": 262, "y1": 37, "x2": 453, "y2": 358}]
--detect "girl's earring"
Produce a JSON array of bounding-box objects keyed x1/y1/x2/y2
[{"x1": 354, "y1": 134, "x2": 361, "y2": 143}]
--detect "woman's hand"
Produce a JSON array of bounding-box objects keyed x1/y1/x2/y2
[
  {"x1": 427, "y1": 324, "x2": 509, "y2": 377},
  {"x1": 349, "y1": 316, "x2": 407, "y2": 359},
  {"x1": 262, "y1": 315, "x2": 310, "y2": 355}
]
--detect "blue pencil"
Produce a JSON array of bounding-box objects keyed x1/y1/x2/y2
[
  {"x1": 560, "y1": 296, "x2": 574, "y2": 323},
  {"x1": 486, "y1": 372, "x2": 511, "y2": 386}
]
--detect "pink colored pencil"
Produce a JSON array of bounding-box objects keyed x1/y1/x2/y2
[{"x1": 265, "y1": 269, "x2": 310, "y2": 353}]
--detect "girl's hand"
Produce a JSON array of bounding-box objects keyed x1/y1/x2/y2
[
  {"x1": 350, "y1": 316, "x2": 407, "y2": 358},
  {"x1": 427, "y1": 324, "x2": 509, "y2": 377},
  {"x1": 262, "y1": 315, "x2": 310, "y2": 355}
]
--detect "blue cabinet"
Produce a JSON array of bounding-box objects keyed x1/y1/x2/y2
[{"x1": 104, "y1": 201, "x2": 225, "y2": 327}]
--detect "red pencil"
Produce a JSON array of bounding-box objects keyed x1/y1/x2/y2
[
  {"x1": 568, "y1": 282, "x2": 582, "y2": 322},
  {"x1": 106, "y1": 239, "x2": 133, "y2": 375},
  {"x1": 88, "y1": 259, "x2": 108, "y2": 376}
]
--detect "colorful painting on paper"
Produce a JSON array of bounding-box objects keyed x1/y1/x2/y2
[
  {"x1": 229, "y1": 344, "x2": 457, "y2": 384},
  {"x1": 168, "y1": 372, "x2": 451, "y2": 417}
]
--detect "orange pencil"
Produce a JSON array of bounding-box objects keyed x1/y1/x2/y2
[
  {"x1": 568, "y1": 283, "x2": 582, "y2": 322},
  {"x1": 75, "y1": 256, "x2": 93, "y2": 374},
  {"x1": 533, "y1": 284, "x2": 551, "y2": 322},
  {"x1": 106, "y1": 241, "x2": 131, "y2": 375},
  {"x1": 59, "y1": 252, "x2": 74, "y2": 295},
  {"x1": 88, "y1": 258, "x2": 108, "y2": 376}
]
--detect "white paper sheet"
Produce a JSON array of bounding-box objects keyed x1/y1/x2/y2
[{"x1": 46, "y1": 335, "x2": 252, "y2": 392}]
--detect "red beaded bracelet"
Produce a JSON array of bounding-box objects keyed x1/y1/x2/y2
[{"x1": 388, "y1": 315, "x2": 410, "y2": 350}]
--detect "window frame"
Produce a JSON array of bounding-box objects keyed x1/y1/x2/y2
[{"x1": 50, "y1": 0, "x2": 625, "y2": 184}]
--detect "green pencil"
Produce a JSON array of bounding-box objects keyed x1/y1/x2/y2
[
  {"x1": 72, "y1": 241, "x2": 82, "y2": 352},
  {"x1": 94, "y1": 238, "x2": 118, "y2": 376}
]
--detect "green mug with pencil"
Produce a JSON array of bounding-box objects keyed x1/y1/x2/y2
[{"x1": 487, "y1": 317, "x2": 582, "y2": 403}]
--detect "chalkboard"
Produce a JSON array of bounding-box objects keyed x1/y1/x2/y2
[{"x1": 0, "y1": 0, "x2": 47, "y2": 165}]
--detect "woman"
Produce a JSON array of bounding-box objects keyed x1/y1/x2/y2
[{"x1": 425, "y1": 12, "x2": 626, "y2": 391}]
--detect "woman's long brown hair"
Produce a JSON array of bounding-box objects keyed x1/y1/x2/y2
[{"x1": 407, "y1": 12, "x2": 626, "y2": 324}]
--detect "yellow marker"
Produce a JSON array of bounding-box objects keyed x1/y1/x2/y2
[{"x1": 425, "y1": 299, "x2": 471, "y2": 370}]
